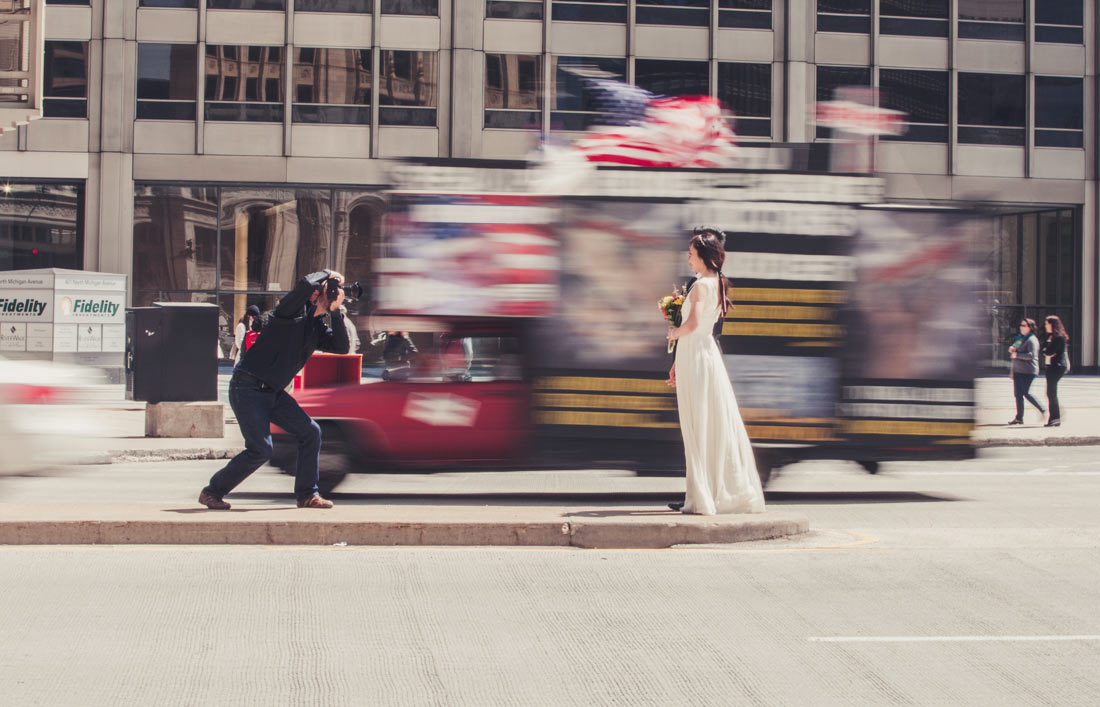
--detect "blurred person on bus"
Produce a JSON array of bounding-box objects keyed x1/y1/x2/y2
[
  {"x1": 1007, "y1": 318, "x2": 1044, "y2": 425},
  {"x1": 666, "y1": 227, "x2": 765, "y2": 516},
  {"x1": 199, "y1": 270, "x2": 350, "y2": 510},
  {"x1": 1041, "y1": 315, "x2": 1070, "y2": 427}
]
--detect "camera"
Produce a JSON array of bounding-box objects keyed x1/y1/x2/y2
[{"x1": 324, "y1": 278, "x2": 364, "y2": 302}]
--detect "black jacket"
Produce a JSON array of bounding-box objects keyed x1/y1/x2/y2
[
  {"x1": 236, "y1": 270, "x2": 350, "y2": 389},
  {"x1": 1042, "y1": 333, "x2": 1067, "y2": 369}
]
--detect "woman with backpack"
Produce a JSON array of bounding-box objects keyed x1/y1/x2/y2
[{"x1": 1041, "y1": 315, "x2": 1070, "y2": 428}]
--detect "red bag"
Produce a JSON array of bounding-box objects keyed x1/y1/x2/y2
[{"x1": 244, "y1": 330, "x2": 260, "y2": 351}]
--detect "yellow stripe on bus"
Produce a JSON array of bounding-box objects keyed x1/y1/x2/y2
[
  {"x1": 729, "y1": 288, "x2": 848, "y2": 304},
  {"x1": 842, "y1": 420, "x2": 974, "y2": 437},
  {"x1": 722, "y1": 322, "x2": 845, "y2": 338},
  {"x1": 534, "y1": 409, "x2": 680, "y2": 429},
  {"x1": 727, "y1": 305, "x2": 836, "y2": 321},
  {"x1": 534, "y1": 392, "x2": 677, "y2": 411},
  {"x1": 535, "y1": 376, "x2": 670, "y2": 394}
]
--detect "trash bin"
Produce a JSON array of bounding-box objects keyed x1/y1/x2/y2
[{"x1": 126, "y1": 302, "x2": 218, "y2": 403}]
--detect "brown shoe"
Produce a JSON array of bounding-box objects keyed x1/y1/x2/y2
[
  {"x1": 199, "y1": 491, "x2": 231, "y2": 510},
  {"x1": 297, "y1": 494, "x2": 334, "y2": 509}
]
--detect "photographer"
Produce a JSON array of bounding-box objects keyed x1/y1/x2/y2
[{"x1": 199, "y1": 270, "x2": 351, "y2": 510}]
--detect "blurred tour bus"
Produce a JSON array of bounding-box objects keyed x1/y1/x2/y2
[{"x1": 358, "y1": 157, "x2": 985, "y2": 481}]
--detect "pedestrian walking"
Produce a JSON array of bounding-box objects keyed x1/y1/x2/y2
[
  {"x1": 199, "y1": 270, "x2": 351, "y2": 510},
  {"x1": 1008, "y1": 317, "x2": 1044, "y2": 425},
  {"x1": 243, "y1": 311, "x2": 264, "y2": 352},
  {"x1": 381, "y1": 331, "x2": 418, "y2": 381},
  {"x1": 665, "y1": 227, "x2": 765, "y2": 515},
  {"x1": 1041, "y1": 315, "x2": 1070, "y2": 427}
]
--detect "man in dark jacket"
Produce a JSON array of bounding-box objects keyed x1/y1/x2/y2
[{"x1": 199, "y1": 270, "x2": 351, "y2": 510}]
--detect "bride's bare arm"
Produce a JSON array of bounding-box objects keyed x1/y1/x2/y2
[{"x1": 668, "y1": 285, "x2": 705, "y2": 341}]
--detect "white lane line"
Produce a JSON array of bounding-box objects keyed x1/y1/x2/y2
[{"x1": 809, "y1": 635, "x2": 1100, "y2": 643}]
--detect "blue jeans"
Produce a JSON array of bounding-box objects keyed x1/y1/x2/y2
[
  {"x1": 1012, "y1": 372, "x2": 1044, "y2": 420},
  {"x1": 203, "y1": 374, "x2": 321, "y2": 502}
]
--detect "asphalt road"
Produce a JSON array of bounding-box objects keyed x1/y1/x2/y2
[{"x1": 2, "y1": 449, "x2": 1099, "y2": 705}]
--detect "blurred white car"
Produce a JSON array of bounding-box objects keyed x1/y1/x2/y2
[{"x1": 0, "y1": 356, "x2": 112, "y2": 475}]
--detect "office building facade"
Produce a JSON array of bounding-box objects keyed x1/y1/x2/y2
[{"x1": 1, "y1": 0, "x2": 1095, "y2": 367}]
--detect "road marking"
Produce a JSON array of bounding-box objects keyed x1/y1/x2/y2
[{"x1": 808, "y1": 635, "x2": 1100, "y2": 643}]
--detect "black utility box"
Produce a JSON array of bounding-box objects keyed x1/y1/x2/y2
[{"x1": 126, "y1": 302, "x2": 218, "y2": 403}]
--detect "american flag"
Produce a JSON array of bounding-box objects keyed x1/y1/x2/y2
[{"x1": 571, "y1": 76, "x2": 740, "y2": 168}]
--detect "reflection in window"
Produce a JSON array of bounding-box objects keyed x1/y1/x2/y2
[
  {"x1": 207, "y1": 0, "x2": 286, "y2": 9},
  {"x1": 133, "y1": 185, "x2": 219, "y2": 293},
  {"x1": 1036, "y1": 1, "x2": 1083, "y2": 44},
  {"x1": 879, "y1": 0, "x2": 947, "y2": 37},
  {"x1": 634, "y1": 59, "x2": 708, "y2": 97},
  {"x1": 218, "y1": 189, "x2": 331, "y2": 292},
  {"x1": 817, "y1": 0, "x2": 870, "y2": 34},
  {"x1": 957, "y1": 72, "x2": 1024, "y2": 145},
  {"x1": 717, "y1": 62, "x2": 770, "y2": 138},
  {"x1": 378, "y1": 50, "x2": 438, "y2": 126},
  {"x1": 718, "y1": 0, "x2": 771, "y2": 29},
  {"x1": 333, "y1": 191, "x2": 385, "y2": 315},
  {"x1": 1035, "y1": 76, "x2": 1083, "y2": 148},
  {"x1": 295, "y1": 0, "x2": 373, "y2": 10},
  {"x1": 958, "y1": 0, "x2": 1024, "y2": 41},
  {"x1": 380, "y1": 0, "x2": 437, "y2": 14},
  {"x1": 486, "y1": 0, "x2": 542, "y2": 19},
  {"x1": 879, "y1": 69, "x2": 948, "y2": 143},
  {"x1": 137, "y1": 44, "x2": 198, "y2": 120},
  {"x1": 140, "y1": 0, "x2": 199, "y2": 6},
  {"x1": 43, "y1": 41, "x2": 88, "y2": 118},
  {"x1": 551, "y1": 0, "x2": 626, "y2": 22},
  {"x1": 293, "y1": 48, "x2": 372, "y2": 124},
  {"x1": 550, "y1": 56, "x2": 627, "y2": 132},
  {"x1": 815, "y1": 65, "x2": 871, "y2": 139},
  {"x1": 0, "y1": 183, "x2": 83, "y2": 271},
  {"x1": 485, "y1": 54, "x2": 542, "y2": 129},
  {"x1": 635, "y1": 0, "x2": 708, "y2": 27},
  {"x1": 204, "y1": 45, "x2": 285, "y2": 122}
]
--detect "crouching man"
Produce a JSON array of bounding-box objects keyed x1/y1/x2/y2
[{"x1": 199, "y1": 270, "x2": 351, "y2": 510}]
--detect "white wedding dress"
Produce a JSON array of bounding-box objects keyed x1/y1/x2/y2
[{"x1": 674, "y1": 276, "x2": 766, "y2": 515}]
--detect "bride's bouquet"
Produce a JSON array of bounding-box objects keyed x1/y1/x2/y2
[{"x1": 659, "y1": 285, "x2": 687, "y2": 354}]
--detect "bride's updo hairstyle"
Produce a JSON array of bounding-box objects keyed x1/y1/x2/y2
[{"x1": 690, "y1": 226, "x2": 731, "y2": 316}]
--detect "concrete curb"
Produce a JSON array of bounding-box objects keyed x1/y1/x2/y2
[
  {"x1": 0, "y1": 512, "x2": 809, "y2": 549},
  {"x1": 974, "y1": 436, "x2": 1100, "y2": 448}
]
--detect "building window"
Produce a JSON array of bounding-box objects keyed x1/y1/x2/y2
[
  {"x1": 485, "y1": 54, "x2": 542, "y2": 129},
  {"x1": 635, "y1": 0, "x2": 708, "y2": 27},
  {"x1": 552, "y1": 0, "x2": 626, "y2": 22},
  {"x1": 634, "y1": 58, "x2": 708, "y2": 97},
  {"x1": 206, "y1": 0, "x2": 286, "y2": 9},
  {"x1": 43, "y1": 41, "x2": 88, "y2": 118},
  {"x1": 1035, "y1": 76, "x2": 1083, "y2": 148},
  {"x1": 717, "y1": 62, "x2": 770, "y2": 137},
  {"x1": 487, "y1": 0, "x2": 543, "y2": 19},
  {"x1": 958, "y1": 0, "x2": 1024, "y2": 41},
  {"x1": 133, "y1": 185, "x2": 219, "y2": 293},
  {"x1": 137, "y1": 44, "x2": 198, "y2": 120},
  {"x1": 204, "y1": 45, "x2": 285, "y2": 122},
  {"x1": 0, "y1": 183, "x2": 83, "y2": 272},
  {"x1": 139, "y1": 0, "x2": 199, "y2": 6},
  {"x1": 879, "y1": 68, "x2": 947, "y2": 143},
  {"x1": 817, "y1": 0, "x2": 870, "y2": 34},
  {"x1": 879, "y1": 0, "x2": 947, "y2": 37},
  {"x1": 45, "y1": 0, "x2": 89, "y2": 4},
  {"x1": 380, "y1": 0, "x2": 437, "y2": 15},
  {"x1": 1036, "y1": 1, "x2": 1082, "y2": 44},
  {"x1": 719, "y1": 0, "x2": 770, "y2": 29},
  {"x1": 550, "y1": 56, "x2": 627, "y2": 131},
  {"x1": 815, "y1": 65, "x2": 871, "y2": 138},
  {"x1": 295, "y1": 0, "x2": 372, "y2": 10},
  {"x1": 292, "y1": 48, "x2": 371, "y2": 124},
  {"x1": 957, "y1": 72, "x2": 1024, "y2": 145},
  {"x1": 378, "y1": 51, "x2": 437, "y2": 126}
]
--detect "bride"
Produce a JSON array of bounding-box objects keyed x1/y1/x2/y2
[{"x1": 666, "y1": 227, "x2": 765, "y2": 515}]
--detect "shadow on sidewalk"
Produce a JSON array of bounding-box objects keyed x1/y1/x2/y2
[
  {"x1": 764, "y1": 491, "x2": 962, "y2": 504},
  {"x1": 164, "y1": 507, "x2": 296, "y2": 514}
]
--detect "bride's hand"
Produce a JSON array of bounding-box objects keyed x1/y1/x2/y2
[
  {"x1": 666, "y1": 365, "x2": 676, "y2": 388},
  {"x1": 667, "y1": 327, "x2": 680, "y2": 342}
]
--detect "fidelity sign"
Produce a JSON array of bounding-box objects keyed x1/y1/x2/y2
[
  {"x1": 59, "y1": 296, "x2": 121, "y2": 318},
  {"x1": 0, "y1": 297, "x2": 49, "y2": 317}
]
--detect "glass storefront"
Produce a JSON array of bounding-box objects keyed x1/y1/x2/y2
[
  {"x1": 987, "y1": 207, "x2": 1079, "y2": 370},
  {"x1": 133, "y1": 184, "x2": 384, "y2": 359},
  {"x1": 0, "y1": 182, "x2": 84, "y2": 272}
]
